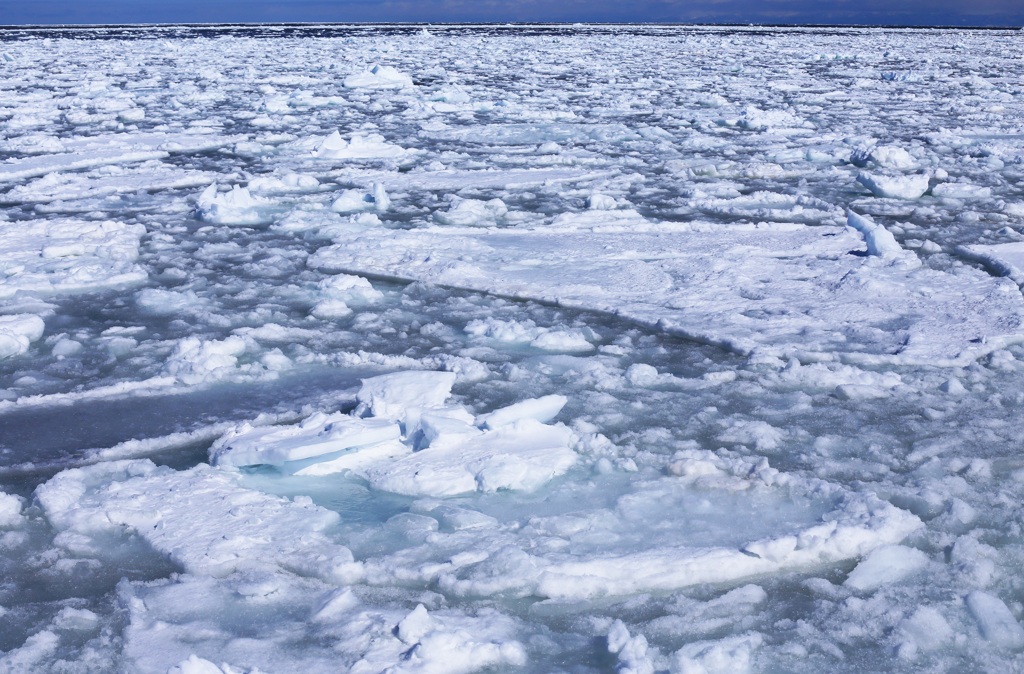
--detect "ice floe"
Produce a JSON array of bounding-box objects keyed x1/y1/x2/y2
[
  {"x1": 856, "y1": 171, "x2": 931, "y2": 199},
  {"x1": 310, "y1": 219, "x2": 1024, "y2": 365},
  {"x1": 310, "y1": 131, "x2": 411, "y2": 161},
  {"x1": 343, "y1": 64, "x2": 414, "y2": 90},
  {"x1": 0, "y1": 314, "x2": 44, "y2": 359},
  {"x1": 0, "y1": 217, "x2": 147, "y2": 302}
]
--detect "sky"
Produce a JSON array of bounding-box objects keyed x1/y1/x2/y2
[{"x1": 0, "y1": 0, "x2": 1021, "y2": 27}]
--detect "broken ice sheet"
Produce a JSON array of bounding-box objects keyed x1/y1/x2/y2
[{"x1": 4, "y1": 24, "x2": 1024, "y2": 674}]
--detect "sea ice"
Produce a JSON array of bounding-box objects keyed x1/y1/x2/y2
[
  {"x1": 310, "y1": 220, "x2": 1024, "y2": 365},
  {"x1": 355, "y1": 370, "x2": 458, "y2": 421},
  {"x1": 163, "y1": 335, "x2": 253, "y2": 385},
  {"x1": 330, "y1": 183, "x2": 390, "y2": 213},
  {"x1": 5, "y1": 24, "x2": 1024, "y2": 674},
  {"x1": 195, "y1": 184, "x2": 272, "y2": 225},
  {"x1": 868, "y1": 145, "x2": 917, "y2": 170},
  {"x1": 0, "y1": 314, "x2": 44, "y2": 359},
  {"x1": 247, "y1": 171, "x2": 321, "y2": 194},
  {"x1": 856, "y1": 171, "x2": 931, "y2": 199},
  {"x1": 845, "y1": 211, "x2": 912, "y2": 262},
  {"x1": 479, "y1": 394, "x2": 567, "y2": 429},
  {"x1": 0, "y1": 217, "x2": 146, "y2": 300},
  {"x1": 434, "y1": 197, "x2": 509, "y2": 227},
  {"x1": 210, "y1": 413, "x2": 402, "y2": 469},
  {"x1": 843, "y1": 544, "x2": 930, "y2": 592},
  {"x1": 311, "y1": 131, "x2": 410, "y2": 161},
  {"x1": 343, "y1": 64, "x2": 414, "y2": 89},
  {"x1": 366, "y1": 417, "x2": 577, "y2": 496},
  {"x1": 966, "y1": 591, "x2": 1024, "y2": 649}
]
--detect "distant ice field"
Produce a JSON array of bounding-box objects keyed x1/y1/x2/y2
[{"x1": 2, "y1": 23, "x2": 1024, "y2": 674}]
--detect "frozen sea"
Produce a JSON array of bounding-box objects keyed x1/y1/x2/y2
[{"x1": 1, "y1": 22, "x2": 1024, "y2": 673}]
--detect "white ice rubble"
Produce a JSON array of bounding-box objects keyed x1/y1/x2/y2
[
  {"x1": 0, "y1": 218, "x2": 146, "y2": 301},
  {"x1": 856, "y1": 171, "x2": 931, "y2": 200},
  {"x1": 311, "y1": 131, "x2": 411, "y2": 161},
  {"x1": 211, "y1": 370, "x2": 578, "y2": 496},
  {"x1": 343, "y1": 64, "x2": 415, "y2": 90},
  {"x1": 195, "y1": 184, "x2": 273, "y2": 225},
  {"x1": 0, "y1": 314, "x2": 45, "y2": 359}
]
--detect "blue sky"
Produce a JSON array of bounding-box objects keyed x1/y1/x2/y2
[{"x1": 1, "y1": 0, "x2": 1021, "y2": 26}]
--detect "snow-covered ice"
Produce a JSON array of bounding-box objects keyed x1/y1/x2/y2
[{"x1": 3, "y1": 23, "x2": 1024, "y2": 674}]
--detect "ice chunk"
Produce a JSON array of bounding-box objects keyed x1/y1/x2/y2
[
  {"x1": 0, "y1": 631, "x2": 60, "y2": 672},
  {"x1": 195, "y1": 183, "x2": 271, "y2": 225},
  {"x1": 356, "y1": 370, "x2": 457, "y2": 420},
  {"x1": 465, "y1": 317, "x2": 542, "y2": 343},
  {"x1": 625, "y1": 363, "x2": 661, "y2": 387},
  {"x1": 210, "y1": 413, "x2": 401, "y2": 468},
  {"x1": 396, "y1": 604, "x2": 434, "y2": 645},
  {"x1": 967, "y1": 591, "x2": 1024, "y2": 649},
  {"x1": 135, "y1": 288, "x2": 201, "y2": 317},
  {"x1": 672, "y1": 633, "x2": 763, "y2": 674},
  {"x1": 494, "y1": 328, "x2": 582, "y2": 359},
  {"x1": 530, "y1": 329, "x2": 595, "y2": 352},
  {"x1": 843, "y1": 544, "x2": 929, "y2": 592},
  {"x1": 869, "y1": 145, "x2": 917, "y2": 170},
  {"x1": 898, "y1": 606, "x2": 954, "y2": 654},
  {"x1": 310, "y1": 587, "x2": 360, "y2": 623},
  {"x1": 932, "y1": 182, "x2": 993, "y2": 199},
  {"x1": 419, "y1": 410, "x2": 482, "y2": 447},
  {"x1": 6, "y1": 162, "x2": 217, "y2": 204},
  {"x1": 167, "y1": 655, "x2": 228, "y2": 674},
  {"x1": 846, "y1": 211, "x2": 912, "y2": 262},
  {"x1": 737, "y1": 106, "x2": 811, "y2": 133},
  {"x1": 310, "y1": 299, "x2": 353, "y2": 320},
  {"x1": 0, "y1": 314, "x2": 45, "y2": 359},
  {"x1": 834, "y1": 383, "x2": 890, "y2": 401},
  {"x1": 366, "y1": 419, "x2": 577, "y2": 497},
  {"x1": 588, "y1": 193, "x2": 618, "y2": 210},
  {"x1": 247, "y1": 172, "x2": 320, "y2": 194},
  {"x1": 312, "y1": 131, "x2": 409, "y2": 160},
  {"x1": 939, "y1": 378, "x2": 967, "y2": 395},
  {"x1": 163, "y1": 335, "x2": 249, "y2": 385},
  {"x1": 318, "y1": 274, "x2": 383, "y2": 305},
  {"x1": 479, "y1": 394, "x2": 568, "y2": 429},
  {"x1": 330, "y1": 183, "x2": 390, "y2": 213},
  {"x1": 284, "y1": 437, "x2": 410, "y2": 477},
  {"x1": 343, "y1": 64, "x2": 414, "y2": 89},
  {"x1": 429, "y1": 85, "x2": 471, "y2": 104},
  {"x1": 607, "y1": 620, "x2": 655, "y2": 674},
  {"x1": 856, "y1": 172, "x2": 930, "y2": 199},
  {"x1": 434, "y1": 197, "x2": 508, "y2": 227},
  {"x1": 117, "y1": 570, "x2": 525, "y2": 673},
  {"x1": 311, "y1": 273, "x2": 383, "y2": 318},
  {"x1": 882, "y1": 70, "x2": 919, "y2": 82}
]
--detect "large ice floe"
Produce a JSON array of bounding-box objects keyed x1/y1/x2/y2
[{"x1": 4, "y1": 23, "x2": 1024, "y2": 674}]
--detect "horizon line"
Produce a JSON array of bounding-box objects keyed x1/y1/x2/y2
[{"x1": 1, "y1": 21, "x2": 1021, "y2": 30}]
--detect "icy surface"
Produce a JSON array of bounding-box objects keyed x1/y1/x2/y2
[{"x1": 3, "y1": 23, "x2": 1024, "y2": 674}]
